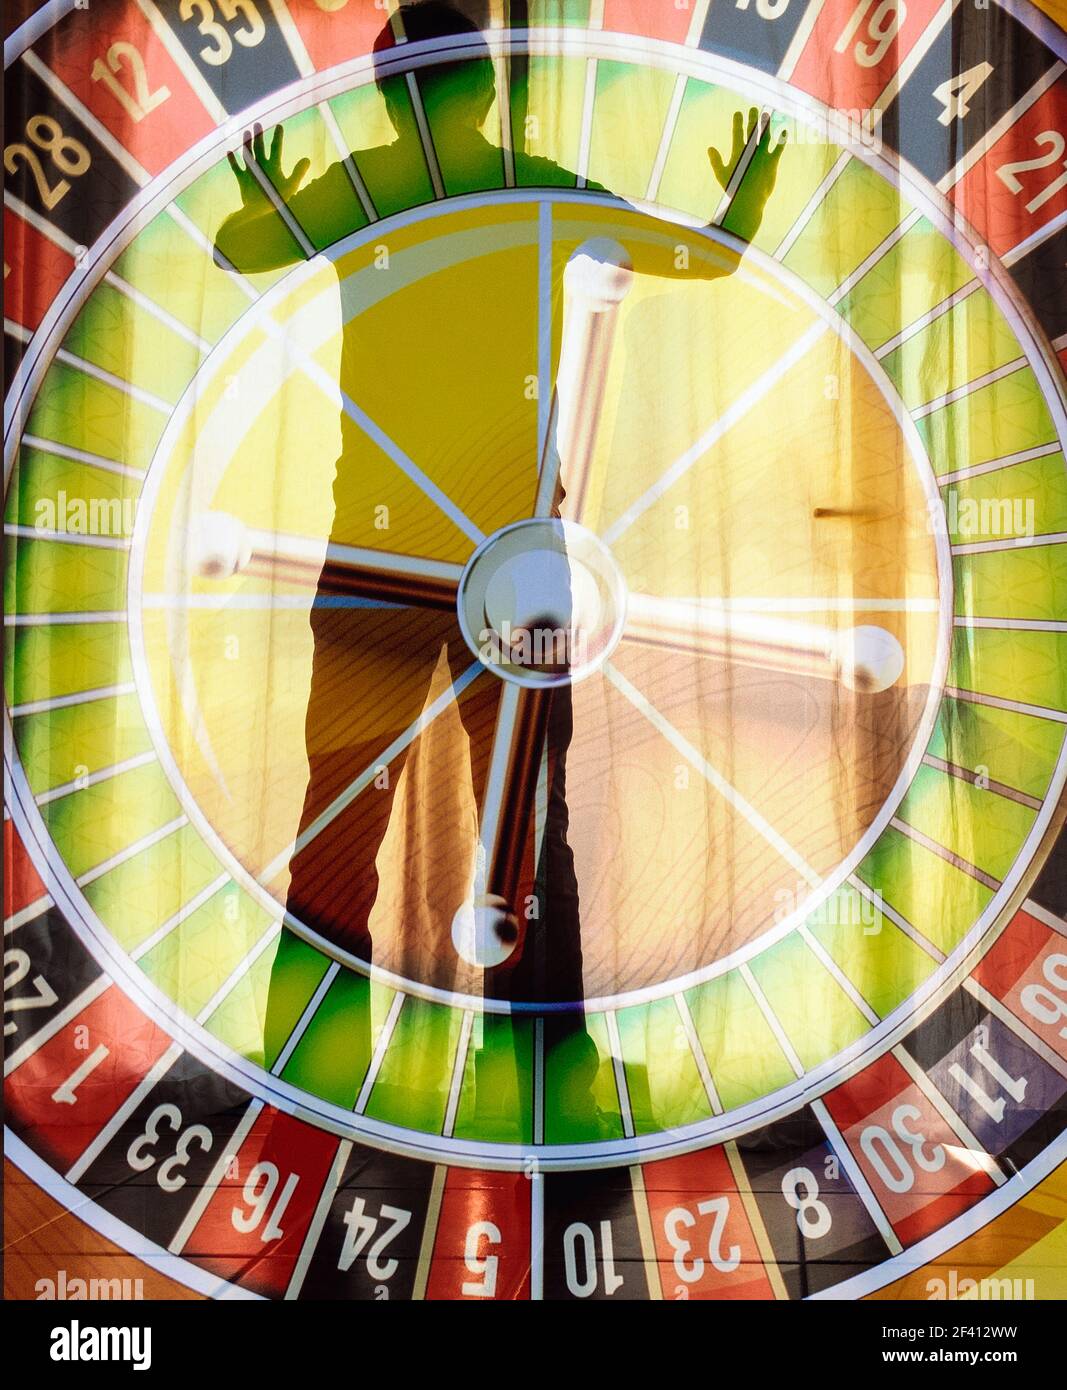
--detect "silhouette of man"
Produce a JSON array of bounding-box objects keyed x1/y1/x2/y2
[{"x1": 215, "y1": 3, "x2": 784, "y2": 1037}]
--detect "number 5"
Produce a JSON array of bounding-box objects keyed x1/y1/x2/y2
[{"x1": 461, "y1": 1221, "x2": 501, "y2": 1297}]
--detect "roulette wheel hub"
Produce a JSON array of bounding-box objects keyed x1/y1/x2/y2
[{"x1": 457, "y1": 517, "x2": 628, "y2": 686}]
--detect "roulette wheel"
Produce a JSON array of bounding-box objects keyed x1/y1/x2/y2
[{"x1": 4, "y1": 0, "x2": 1067, "y2": 1303}]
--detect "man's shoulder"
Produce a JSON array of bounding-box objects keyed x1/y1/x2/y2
[
  {"x1": 292, "y1": 158, "x2": 354, "y2": 206},
  {"x1": 511, "y1": 152, "x2": 616, "y2": 199},
  {"x1": 511, "y1": 150, "x2": 581, "y2": 189}
]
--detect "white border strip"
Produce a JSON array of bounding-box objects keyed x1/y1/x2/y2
[{"x1": 4, "y1": 1128, "x2": 265, "y2": 1300}]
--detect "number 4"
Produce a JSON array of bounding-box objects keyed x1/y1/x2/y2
[{"x1": 933, "y1": 62, "x2": 993, "y2": 126}]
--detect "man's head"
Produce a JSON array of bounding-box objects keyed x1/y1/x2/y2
[{"x1": 374, "y1": 2, "x2": 496, "y2": 133}]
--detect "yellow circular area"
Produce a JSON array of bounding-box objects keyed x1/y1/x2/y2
[{"x1": 136, "y1": 196, "x2": 943, "y2": 1002}]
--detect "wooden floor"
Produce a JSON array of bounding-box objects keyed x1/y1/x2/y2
[{"x1": 3, "y1": 1160, "x2": 202, "y2": 1302}]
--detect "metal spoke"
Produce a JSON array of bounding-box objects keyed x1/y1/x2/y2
[
  {"x1": 623, "y1": 593, "x2": 905, "y2": 692},
  {"x1": 534, "y1": 239, "x2": 635, "y2": 523},
  {"x1": 193, "y1": 511, "x2": 461, "y2": 609},
  {"x1": 478, "y1": 682, "x2": 552, "y2": 906},
  {"x1": 452, "y1": 681, "x2": 551, "y2": 969}
]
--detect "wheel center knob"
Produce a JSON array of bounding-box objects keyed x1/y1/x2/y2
[
  {"x1": 484, "y1": 549, "x2": 603, "y2": 662},
  {"x1": 457, "y1": 519, "x2": 627, "y2": 686}
]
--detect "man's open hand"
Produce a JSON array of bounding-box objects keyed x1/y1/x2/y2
[
  {"x1": 708, "y1": 107, "x2": 787, "y2": 242},
  {"x1": 226, "y1": 122, "x2": 311, "y2": 210}
]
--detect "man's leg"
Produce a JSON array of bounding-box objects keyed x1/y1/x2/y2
[
  {"x1": 490, "y1": 681, "x2": 585, "y2": 1007},
  {"x1": 282, "y1": 602, "x2": 426, "y2": 962}
]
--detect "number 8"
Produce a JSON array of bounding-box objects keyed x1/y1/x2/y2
[{"x1": 781, "y1": 1167, "x2": 832, "y2": 1239}]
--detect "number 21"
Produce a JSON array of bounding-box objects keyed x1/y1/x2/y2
[{"x1": 996, "y1": 131, "x2": 1067, "y2": 215}]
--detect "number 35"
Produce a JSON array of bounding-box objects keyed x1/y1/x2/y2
[{"x1": 179, "y1": 0, "x2": 266, "y2": 67}]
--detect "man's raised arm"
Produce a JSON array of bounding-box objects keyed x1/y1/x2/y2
[
  {"x1": 619, "y1": 108, "x2": 788, "y2": 282},
  {"x1": 214, "y1": 124, "x2": 311, "y2": 274}
]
